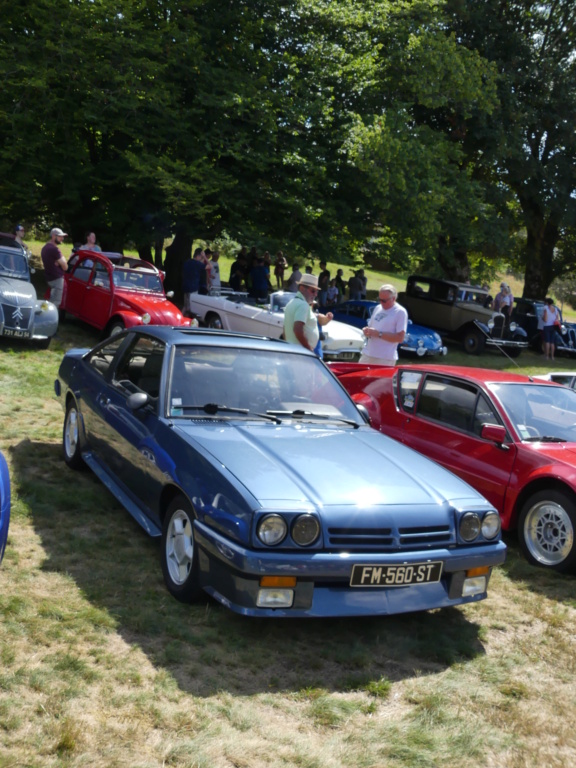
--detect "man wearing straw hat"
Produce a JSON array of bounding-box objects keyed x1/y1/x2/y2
[{"x1": 283, "y1": 273, "x2": 333, "y2": 354}]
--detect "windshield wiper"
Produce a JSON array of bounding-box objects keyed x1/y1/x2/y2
[
  {"x1": 180, "y1": 403, "x2": 282, "y2": 423},
  {"x1": 267, "y1": 409, "x2": 360, "y2": 428},
  {"x1": 524, "y1": 435, "x2": 566, "y2": 443}
]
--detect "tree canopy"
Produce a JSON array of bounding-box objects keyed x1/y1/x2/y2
[{"x1": 1, "y1": 0, "x2": 575, "y2": 294}]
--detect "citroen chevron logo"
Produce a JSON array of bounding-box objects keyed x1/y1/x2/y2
[{"x1": 12, "y1": 307, "x2": 24, "y2": 327}]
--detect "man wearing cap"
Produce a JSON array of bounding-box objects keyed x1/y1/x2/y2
[
  {"x1": 41, "y1": 228, "x2": 69, "y2": 307},
  {"x1": 360, "y1": 284, "x2": 407, "y2": 366},
  {"x1": 283, "y1": 274, "x2": 333, "y2": 354},
  {"x1": 14, "y1": 225, "x2": 31, "y2": 261}
]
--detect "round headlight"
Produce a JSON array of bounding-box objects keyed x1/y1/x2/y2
[
  {"x1": 142, "y1": 313, "x2": 152, "y2": 325},
  {"x1": 291, "y1": 514, "x2": 320, "y2": 546},
  {"x1": 488, "y1": 319, "x2": 495, "y2": 330},
  {"x1": 509, "y1": 321, "x2": 517, "y2": 332},
  {"x1": 257, "y1": 515, "x2": 287, "y2": 546},
  {"x1": 481, "y1": 510, "x2": 501, "y2": 540},
  {"x1": 460, "y1": 512, "x2": 481, "y2": 542}
]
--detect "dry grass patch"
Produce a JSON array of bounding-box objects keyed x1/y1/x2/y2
[{"x1": 2, "y1": 323, "x2": 576, "y2": 767}]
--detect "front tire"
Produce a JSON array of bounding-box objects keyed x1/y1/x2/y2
[
  {"x1": 518, "y1": 489, "x2": 576, "y2": 572},
  {"x1": 161, "y1": 496, "x2": 203, "y2": 602},
  {"x1": 462, "y1": 329, "x2": 485, "y2": 355},
  {"x1": 63, "y1": 403, "x2": 85, "y2": 470}
]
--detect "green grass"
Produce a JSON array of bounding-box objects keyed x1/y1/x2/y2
[{"x1": 1, "y1": 277, "x2": 576, "y2": 767}]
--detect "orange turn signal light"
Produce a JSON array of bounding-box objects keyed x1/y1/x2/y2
[
  {"x1": 260, "y1": 576, "x2": 297, "y2": 588},
  {"x1": 466, "y1": 566, "x2": 490, "y2": 577}
]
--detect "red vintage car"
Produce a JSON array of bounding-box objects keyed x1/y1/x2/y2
[
  {"x1": 332, "y1": 362, "x2": 576, "y2": 572},
  {"x1": 60, "y1": 250, "x2": 190, "y2": 336}
]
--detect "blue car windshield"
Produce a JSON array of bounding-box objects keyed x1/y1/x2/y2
[
  {"x1": 168, "y1": 346, "x2": 363, "y2": 423},
  {"x1": 491, "y1": 382, "x2": 576, "y2": 442},
  {"x1": 0, "y1": 250, "x2": 28, "y2": 277}
]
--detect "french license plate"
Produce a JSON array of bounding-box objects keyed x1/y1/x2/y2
[
  {"x1": 3, "y1": 328, "x2": 31, "y2": 339},
  {"x1": 350, "y1": 562, "x2": 443, "y2": 587}
]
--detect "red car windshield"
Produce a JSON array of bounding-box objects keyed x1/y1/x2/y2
[
  {"x1": 492, "y1": 382, "x2": 576, "y2": 442},
  {"x1": 112, "y1": 268, "x2": 163, "y2": 293}
]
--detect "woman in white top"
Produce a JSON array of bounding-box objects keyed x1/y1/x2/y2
[
  {"x1": 499, "y1": 284, "x2": 513, "y2": 317},
  {"x1": 542, "y1": 297, "x2": 560, "y2": 361}
]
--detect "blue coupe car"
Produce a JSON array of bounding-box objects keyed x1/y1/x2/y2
[
  {"x1": 0, "y1": 450, "x2": 10, "y2": 564},
  {"x1": 55, "y1": 327, "x2": 505, "y2": 617},
  {"x1": 319, "y1": 300, "x2": 447, "y2": 357}
]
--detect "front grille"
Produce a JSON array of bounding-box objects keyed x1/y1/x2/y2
[
  {"x1": 327, "y1": 524, "x2": 452, "y2": 551},
  {"x1": 399, "y1": 525, "x2": 452, "y2": 546},
  {"x1": 1, "y1": 303, "x2": 32, "y2": 330},
  {"x1": 328, "y1": 527, "x2": 393, "y2": 546}
]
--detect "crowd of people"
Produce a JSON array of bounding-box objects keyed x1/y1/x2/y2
[
  {"x1": 30, "y1": 228, "x2": 564, "y2": 365},
  {"x1": 221, "y1": 246, "x2": 370, "y2": 307}
]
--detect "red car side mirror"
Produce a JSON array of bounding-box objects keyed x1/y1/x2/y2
[{"x1": 480, "y1": 424, "x2": 507, "y2": 444}]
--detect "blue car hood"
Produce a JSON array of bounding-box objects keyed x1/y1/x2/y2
[{"x1": 173, "y1": 422, "x2": 486, "y2": 510}]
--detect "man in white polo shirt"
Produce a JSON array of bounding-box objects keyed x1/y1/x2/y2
[{"x1": 360, "y1": 284, "x2": 407, "y2": 366}]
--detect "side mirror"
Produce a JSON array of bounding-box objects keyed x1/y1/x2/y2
[
  {"x1": 127, "y1": 392, "x2": 150, "y2": 411},
  {"x1": 480, "y1": 423, "x2": 507, "y2": 444},
  {"x1": 355, "y1": 403, "x2": 371, "y2": 425},
  {"x1": 166, "y1": 290, "x2": 174, "y2": 298}
]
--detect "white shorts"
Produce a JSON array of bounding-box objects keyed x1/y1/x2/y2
[{"x1": 359, "y1": 354, "x2": 397, "y2": 366}]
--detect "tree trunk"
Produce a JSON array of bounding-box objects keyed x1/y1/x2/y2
[
  {"x1": 520, "y1": 201, "x2": 559, "y2": 299},
  {"x1": 137, "y1": 244, "x2": 153, "y2": 262},
  {"x1": 154, "y1": 234, "x2": 165, "y2": 269},
  {"x1": 163, "y1": 230, "x2": 193, "y2": 306},
  {"x1": 437, "y1": 236, "x2": 471, "y2": 282}
]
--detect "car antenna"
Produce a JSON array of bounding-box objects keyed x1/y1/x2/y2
[{"x1": 472, "y1": 319, "x2": 521, "y2": 369}]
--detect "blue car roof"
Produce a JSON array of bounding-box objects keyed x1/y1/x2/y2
[{"x1": 121, "y1": 325, "x2": 313, "y2": 354}]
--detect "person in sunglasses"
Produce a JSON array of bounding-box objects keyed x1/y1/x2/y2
[
  {"x1": 360, "y1": 284, "x2": 407, "y2": 366},
  {"x1": 283, "y1": 273, "x2": 333, "y2": 354}
]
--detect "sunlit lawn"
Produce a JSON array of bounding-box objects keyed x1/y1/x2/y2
[{"x1": 1, "y1": 266, "x2": 576, "y2": 767}]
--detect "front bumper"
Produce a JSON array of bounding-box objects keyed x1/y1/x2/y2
[
  {"x1": 486, "y1": 339, "x2": 529, "y2": 349},
  {"x1": 194, "y1": 521, "x2": 507, "y2": 617}
]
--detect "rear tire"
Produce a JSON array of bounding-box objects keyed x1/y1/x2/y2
[
  {"x1": 206, "y1": 313, "x2": 223, "y2": 329},
  {"x1": 63, "y1": 403, "x2": 85, "y2": 470},
  {"x1": 518, "y1": 489, "x2": 576, "y2": 572},
  {"x1": 161, "y1": 496, "x2": 203, "y2": 602},
  {"x1": 105, "y1": 320, "x2": 125, "y2": 338}
]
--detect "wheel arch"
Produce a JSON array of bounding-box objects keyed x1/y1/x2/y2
[
  {"x1": 205, "y1": 311, "x2": 224, "y2": 329},
  {"x1": 510, "y1": 478, "x2": 576, "y2": 530},
  {"x1": 158, "y1": 484, "x2": 197, "y2": 526}
]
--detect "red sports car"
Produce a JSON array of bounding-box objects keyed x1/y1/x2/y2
[
  {"x1": 332, "y1": 362, "x2": 576, "y2": 572},
  {"x1": 60, "y1": 250, "x2": 190, "y2": 336}
]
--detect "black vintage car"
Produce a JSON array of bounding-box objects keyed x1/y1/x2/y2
[
  {"x1": 511, "y1": 298, "x2": 576, "y2": 356},
  {"x1": 398, "y1": 276, "x2": 529, "y2": 356}
]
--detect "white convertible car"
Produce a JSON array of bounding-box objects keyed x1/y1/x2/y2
[{"x1": 188, "y1": 290, "x2": 365, "y2": 361}]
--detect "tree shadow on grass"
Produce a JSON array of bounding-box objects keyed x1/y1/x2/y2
[{"x1": 13, "y1": 437, "x2": 490, "y2": 698}]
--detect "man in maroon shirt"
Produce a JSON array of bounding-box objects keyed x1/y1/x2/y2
[{"x1": 41, "y1": 228, "x2": 68, "y2": 307}]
